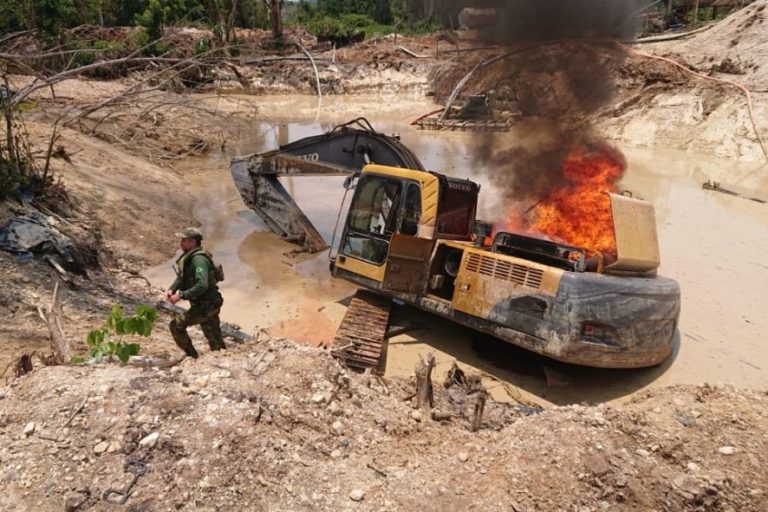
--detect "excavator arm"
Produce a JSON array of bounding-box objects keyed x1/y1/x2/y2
[{"x1": 230, "y1": 118, "x2": 425, "y2": 252}]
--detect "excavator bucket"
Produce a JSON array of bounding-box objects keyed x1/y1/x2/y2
[{"x1": 231, "y1": 154, "x2": 348, "y2": 252}]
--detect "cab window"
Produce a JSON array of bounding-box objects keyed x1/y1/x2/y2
[{"x1": 343, "y1": 175, "x2": 402, "y2": 264}]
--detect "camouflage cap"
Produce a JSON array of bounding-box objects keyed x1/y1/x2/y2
[{"x1": 175, "y1": 227, "x2": 203, "y2": 239}]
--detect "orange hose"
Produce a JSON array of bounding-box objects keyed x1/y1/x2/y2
[
  {"x1": 410, "y1": 107, "x2": 445, "y2": 125},
  {"x1": 617, "y1": 42, "x2": 768, "y2": 163}
]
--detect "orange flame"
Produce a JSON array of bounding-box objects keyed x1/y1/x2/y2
[{"x1": 506, "y1": 145, "x2": 625, "y2": 260}]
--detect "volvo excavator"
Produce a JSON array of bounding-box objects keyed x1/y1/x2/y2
[{"x1": 230, "y1": 118, "x2": 680, "y2": 371}]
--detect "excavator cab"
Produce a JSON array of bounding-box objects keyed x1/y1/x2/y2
[{"x1": 333, "y1": 164, "x2": 480, "y2": 295}]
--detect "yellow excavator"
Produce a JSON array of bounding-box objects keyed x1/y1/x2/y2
[{"x1": 231, "y1": 118, "x2": 680, "y2": 370}]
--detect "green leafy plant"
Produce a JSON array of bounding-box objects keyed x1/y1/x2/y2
[{"x1": 86, "y1": 305, "x2": 157, "y2": 363}]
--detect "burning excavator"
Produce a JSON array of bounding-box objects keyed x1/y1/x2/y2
[{"x1": 231, "y1": 118, "x2": 680, "y2": 370}]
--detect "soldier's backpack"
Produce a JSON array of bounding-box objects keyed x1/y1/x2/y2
[{"x1": 192, "y1": 249, "x2": 225, "y2": 283}]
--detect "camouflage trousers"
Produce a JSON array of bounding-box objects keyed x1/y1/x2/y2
[{"x1": 170, "y1": 298, "x2": 226, "y2": 358}]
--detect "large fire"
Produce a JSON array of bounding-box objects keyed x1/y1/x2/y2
[{"x1": 510, "y1": 145, "x2": 625, "y2": 260}]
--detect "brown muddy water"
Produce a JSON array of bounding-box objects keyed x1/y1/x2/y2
[{"x1": 145, "y1": 95, "x2": 768, "y2": 406}]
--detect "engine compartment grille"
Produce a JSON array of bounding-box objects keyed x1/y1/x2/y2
[{"x1": 465, "y1": 252, "x2": 543, "y2": 289}]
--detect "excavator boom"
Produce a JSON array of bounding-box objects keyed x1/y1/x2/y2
[{"x1": 230, "y1": 118, "x2": 424, "y2": 252}]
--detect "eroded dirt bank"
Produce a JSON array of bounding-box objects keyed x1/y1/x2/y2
[{"x1": 1, "y1": 341, "x2": 767, "y2": 511}]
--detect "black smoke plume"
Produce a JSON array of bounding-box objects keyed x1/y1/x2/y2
[{"x1": 455, "y1": 1, "x2": 643, "y2": 213}]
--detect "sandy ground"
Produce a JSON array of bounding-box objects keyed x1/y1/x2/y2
[{"x1": 1, "y1": 6, "x2": 768, "y2": 509}]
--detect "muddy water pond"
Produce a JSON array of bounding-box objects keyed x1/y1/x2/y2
[{"x1": 145, "y1": 95, "x2": 768, "y2": 406}]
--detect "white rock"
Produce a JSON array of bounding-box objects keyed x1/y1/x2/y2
[
  {"x1": 349, "y1": 488, "x2": 365, "y2": 501},
  {"x1": 139, "y1": 432, "x2": 160, "y2": 448},
  {"x1": 718, "y1": 446, "x2": 736, "y2": 455},
  {"x1": 23, "y1": 422, "x2": 35, "y2": 437},
  {"x1": 330, "y1": 449, "x2": 342, "y2": 459},
  {"x1": 331, "y1": 421, "x2": 344, "y2": 436},
  {"x1": 311, "y1": 392, "x2": 327, "y2": 404},
  {"x1": 410, "y1": 410, "x2": 423, "y2": 422},
  {"x1": 107, "y1": 441, "x2": 121, "y2": 453},
  {"x1": 458, "y1": 452, "x2": 469, "y2": 462},
  {"x1": 94, "y1": 441, "x2": 109, "y2": 454},
  {"x1": 635, "y1": 449, "x2": 650, "y2": 457},
  {"x1": 327, "y1": 401, "x2": 341, "y2": 415},
  {"x1": 687, "y1": 462, "x2": 701, "y2": 472}
]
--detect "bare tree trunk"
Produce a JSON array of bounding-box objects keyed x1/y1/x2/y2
[
  {"x1": 422, "y1": 0, "x2": 435, "y2": 24},
  {"x1": 415, "y1": 353, "x2": 435, "y2": 410},
  {"x1": 2, "y1": 75, "x2": 18, "y2": 166},
  {"x1": 692, "y1": 0, "x2": 700, "y2": 26},
  {"x1": 270, "y1": 0, "x2": 283, "y2": 40},
  {"x1": 227, "y1": 0, "x2": 239, "y2": 43}
]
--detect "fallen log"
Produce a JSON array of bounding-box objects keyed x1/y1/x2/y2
[
  {"x1": 398, "y1": 45, "x2": 427, "y2": 58},
  {"x1": 155, "y1": 300, "x2": 256, "y2": 344}
]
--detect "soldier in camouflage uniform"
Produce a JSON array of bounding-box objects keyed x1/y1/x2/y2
[{"x1": 164, "y1": 227, "x2": 225, "y2": 358}]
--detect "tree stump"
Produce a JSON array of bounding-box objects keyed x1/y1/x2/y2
[
  {"x1": 467, "y1": 375, "x2": 488, "y2": 432},
  {"x1": 443, "y1": 360, "x2": 467, "y2": 388},
  {"x1": 415, "y1": 353, "x2": 436, "y2": 410}
]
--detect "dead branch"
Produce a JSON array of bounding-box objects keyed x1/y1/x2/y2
[
  {"x1": 126, "y1": 355, "x2": 186, "y2": 369},
  {"x1": 398, "y1": 46, "x2": 427, "y2": 58},
  {"x1": 243, "y1": 56, "x2": 331, "y2": 64},
  {"x1": 293, "y1": 41, "x2": 322, "y2": 99},
  {"x1": 44, "y1": 255, "x2": 75, "y2": 287},
  {"x1": 366, "y1": 462, "x2": 389, "y2": 478},
  {"x1": 0, "y1": 360, "x2": 14, "y2": 381},
  {"x1": 632, "y1": 23, "x2": 713, "y2": 44},
  {"x1": 46, "y1": 281, "x2": 71, "y2": 364},
  {"x1": 63, "y1": 394, "x2": 89, "y2": 427}
]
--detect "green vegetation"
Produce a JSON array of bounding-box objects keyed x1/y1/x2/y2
[
  {"x1": 84, "y1": 304, "x2": 157, "y2": 363},
  {"x1": 0, "y1": 0, "x2": 444, "y2": 42}
]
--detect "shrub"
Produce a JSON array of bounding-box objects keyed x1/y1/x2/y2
[{"x1": 84, "y1": 305, "x2": 157, "y2": 363}]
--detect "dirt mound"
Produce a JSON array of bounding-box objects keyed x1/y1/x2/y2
[
  {"x1": 652, "y1": 1, "x2": 768, "y2": 87},
  {"x1": 1, "y1": 340, "x2": 766, "y2": 511}
]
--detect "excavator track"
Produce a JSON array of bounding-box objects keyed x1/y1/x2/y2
[{"x1": 331, "y1": 289, "x2": 392, "y2": 374}]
